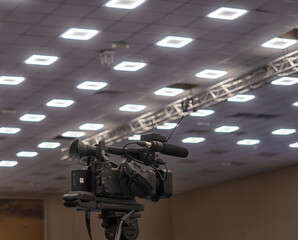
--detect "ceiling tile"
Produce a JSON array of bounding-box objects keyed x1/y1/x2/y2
[
  {"x1": 137, "y1": 1, "x2": 184, "y2": 13},
  {"x1": 15, "y1": 2, "x2": 61, "y2": 14},
  {"x1": 26, "y1": 25, "x2": 65, "y2": 38},
  {"x1": 105, "y1": 21, "x2": 148, "y2": 33},
  {"x1": 53, "y1": 4, "x2": 95, "y2": 17},
  {"x1": 88, "y1": 7, "x2": 130, "y2": 20},
  {"x1": 240, "y1": 10, "x2": 281, "y2": 23},
  {"x1": 3, "y1": 12, "x2": 46, "y2": 24},
  {"x1": 226, "y1": 0, "x2": 272, "y2": 10},
  {"x1": 201, "y1": 31, "x2": 242, "y2": 42},
  {"x1": 39, "y1": 15, "x2": 80, "y2": 27},
  {"x1": 121, "y1": 11, "x2": 164, "y2": 23},
  {"x1": 173, "y1": 3, "x2": 216, "y2": 16},
  {"x1": 258, "y1": 0, "x2": 298, "y2": 14},
  {"x1": 0, "y1": 22, "x2": 32, "y2": 34},
  {"x1": 156, "y1": 14, "x2": 198, "y2": 27},
  {"x1": 249, "y1": 24, "x2": 291, "y2": 38},
  {"x1": 188, "y1": 17, "x2": 226, "y2": 30},
  {"x1": 140, "y1": 24, "x2": 180, "y2": 35}
]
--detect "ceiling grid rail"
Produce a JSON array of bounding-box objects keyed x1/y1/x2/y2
[{"x1": 79, "y1": 50, "x2": 298, "y2": 148}]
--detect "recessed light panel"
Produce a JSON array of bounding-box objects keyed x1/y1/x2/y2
[
  {"x1": 272, "y1": 128, "x2": 296, "y2": 135},
  {"x1": 190, "y1": 109, "x2": 215, "y2": 117},
  {"x1": 157, "y1": 123, "x2": 177, "y2": 130},
  {"x1": 207, "y1": 7, "x2": 248, "y2": 20},
  {"x1": 119, "y1": 104, "x2": 146, "y2": 112},
  {"x1": 46, "y1": 99, "x2": 74, "y2": 108},
  {"x1": 156, "y1": 36, "x2": 193, "y2": 48},
  {"x1": 62, "y1": 131, "x2": 85, "y2": 138},
  {"x1": 261, "y1": 37, "x2": 297, "y2": 49},
  {"x1": 293, "y1": 102, "x2": 298, "y2": 106},
  {"x1": 154, "y1": 87, "x2": 184, "y2": 96},
  {"x1": 17, "y1": 151, "x2": 38, "y2": 157},
  {"x1": 105, "y1": 0, "x2": 146, "y2": 9},
  {"x1": 0, "y1": 127, "x2": 21, "y2": 134},
  {"x1": 114, "y1": 61, "x2": 147, "y2": 72},
  {"x1": 128, "y1": 134, "x2": 141, "y2": 140},
  {"x1": 79, "y1": 123, "x2": 104, "y2": 131},
  {"x1": 77, "y1": 81, "x2": 107, "y2": 91},
  {"x1": 0, "y1": 76, "x2": 25, "y2": 85},
  {"x1": 215, "y1": 126, "x2": 239, "y2": 133},
  {"x1": 289, "y1": 142, "x2": 298, "y2": 148},
  {"x1": 228, "y1": 94, "x2": 255, "y2": 102},
  {"x1": 38, "y1": 142, "x2": 61, "y2": 149},
  {"x1": 0, "y1": 161, "x2": 18, "y2": 167},
  {"x1": 25, "y1": 55, "x2": 59, "y2": 65},
  {"x1": 61, "y1": 28, "x2": 100, "y2": 40},
  {"x1": 182, "y1": 137, "x2": 205, "y2": 143},
  {"x1": 20, "y1": 114, "x2": 46, "y2": 122},
  {"x1": 271, "y1": 77, "x2": 298, "y2": 86},
  {"x1": 195, "y1": 69, "x2": 227, "y2": 79},
  {"x1": 237, "y1": 139, "x2": 260, "y2": 145}
]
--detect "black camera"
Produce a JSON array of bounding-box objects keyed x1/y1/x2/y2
[{"x1": 63, "y1": 133, "x2": 188, "y2": 240}]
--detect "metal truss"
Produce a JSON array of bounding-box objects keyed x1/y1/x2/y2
[{"x1": 80, "y1": 49, "x2": 298, "y2": 147}]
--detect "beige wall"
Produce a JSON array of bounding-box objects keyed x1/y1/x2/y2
[
  {"x1": 0, "y1": 193, "x2": 171, "y2": 240},
  {"x1": 3, "y1": 164, "x2": 298, "y2": 240},
  {"x1": 172, "y1": 165, "x2": 298, "y2": 240}
]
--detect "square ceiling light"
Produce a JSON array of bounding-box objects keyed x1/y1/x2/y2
[
  {"x1": 60, "y1": 28, "x2": 100, "y2": 40},
  {"x1": 0, "y1": 127, "x2": 21, "y2": 134},
  {"x1": 190, "y1": 109, "x2": 215, "y2": 117},
  {"x1": 195, "y1": 69, "x2": 227, "y2": 79},
  {"x1": 17, "y1": 151, "x2": 38, "y2": 157},
  {"x1": 156, "y1": 36, "x2": 193, "y2": 48},
  {"x1": 79, "y1": 123, "x2": 104, "y2": 131},
  {"x1": 77, "y1": 81, "x2": 107, "y2": 91},
  {"x1": 157, "y1": 122, "x2": 177, "y2": 130},
  {"x1": 119, "y1": 104, "x2": 146, "y2": 112},
  {"x1": 289, "y1": 142, "x2": 298, "y2": 148},
  {"x1": 182, "y1": 137, "x2": 205, "y2": 143},
  {"x1": 0, "y1": 76, "x2": 25, "y2": 85},
  {"x1": 207, "y1": 7, "x2": 248, "y2": 20},
  {"x1": 154, "y1": 87, "x2": 184, "y2": 96},
  {"x1": 271, "y1": 77, "x2": 298, "y2": 86},
  {"x1": 261, "y1": 37, "x2": 297, "y2": 49},
  {"x1": 62, "y1": 131, "x2": 85, "y2": 138},
  {"x1": 272, "y1": 128, "x2": 296, "y2": 135},
  {"x1": 215, "y1": 126, "x2": 239, "y2": 133},
  {"x1": 105, "y1": 0, "x2": 146, "y2": 9},
  {"x1": 25, "y1": 55, "x2": 59, "y2": 65},
  {"x1": 228, "y1": 94, "x2": 255, "y2": 102},
  {"x1": 38, "y1": 142, "x2": 61, "y2": 149},
  {"x1": 293, "y1": 101, "x2": 298, "y2": 106},
  {"x1": 237, "y1": 139, "x2": 260, "y2": 145},
  {"x1": 128, "y1": 134, "x2": 141, "y2": 140},
  {"x1": 20, "y1": 114, "x2": 46, "y2": 122},
  {"x1": 114, "y1": 61, "x2": 147, "y2": 72},
  {"x1": 0, "y1": 161, "x2": 18, "y2": 167},
  {"x1": 46, "y1": 99, "x2": 74, "y2": 108}
]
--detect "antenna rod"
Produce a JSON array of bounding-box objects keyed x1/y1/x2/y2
[{"x1": 166, "y1": 115, "x2": 184, "y2": 142}]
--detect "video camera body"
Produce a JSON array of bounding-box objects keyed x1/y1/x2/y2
[{"x1": 63, "y1": 133, "x2": 188, "y2": 240}]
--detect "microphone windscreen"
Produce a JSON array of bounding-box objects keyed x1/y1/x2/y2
[{"x1": 160, "y1": 143, "x2": 188, "y2": 158}]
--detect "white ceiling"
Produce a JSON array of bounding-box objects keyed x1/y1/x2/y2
[{"x1": 0, "y1": 0, "x2": 298, "y2": 193}]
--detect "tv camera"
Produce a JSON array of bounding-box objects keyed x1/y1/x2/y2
[{"x1": 63, "y1": 133, "x2": 188, "y2": 240}]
